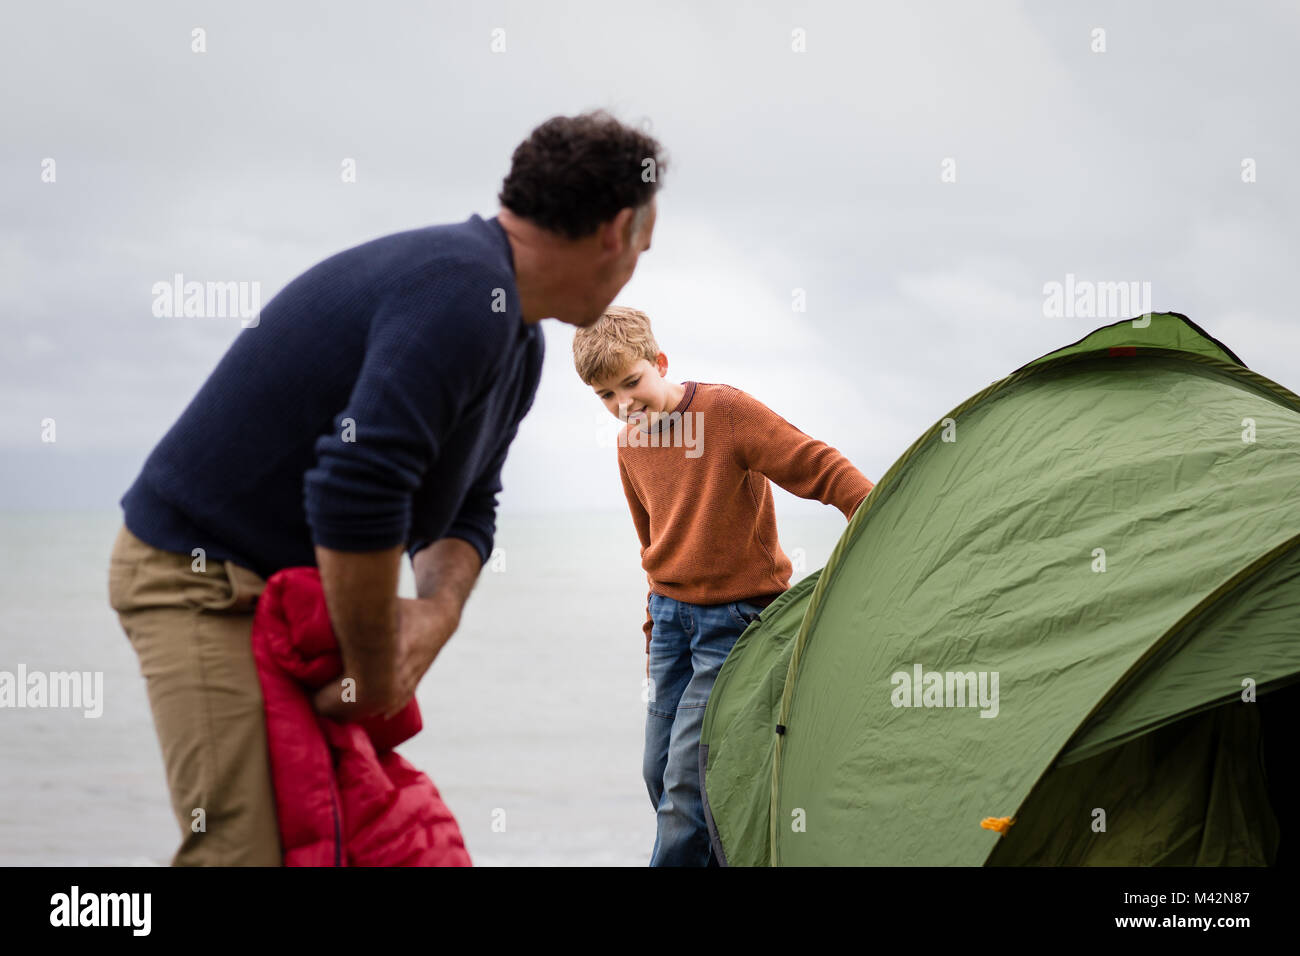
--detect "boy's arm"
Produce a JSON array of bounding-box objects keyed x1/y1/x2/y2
[
  {"x1": 728, "y1": 388, "x2": 874, "y2": 518},
  {"x1": 618, "y1": 453, "x2": 656, "y2": 661}
]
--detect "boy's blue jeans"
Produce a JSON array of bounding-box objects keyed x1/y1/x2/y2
[{"x1": 643, "y1": 592, "x2": 765, "y2": 867}]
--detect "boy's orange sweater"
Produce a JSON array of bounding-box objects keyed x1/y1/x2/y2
[{"x1": 617, "y1": 381, "x2": 874, "y2": 647}]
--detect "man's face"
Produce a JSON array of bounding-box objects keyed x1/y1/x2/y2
[
  {"x1": 570, "y1": 198, "x2": 656, "y2": 328},
  {"x1": 591, "y1": 354, "x2": 673, "y2": 428}
]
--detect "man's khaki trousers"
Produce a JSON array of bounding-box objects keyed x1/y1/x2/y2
[{"x1": 108, "y1": 523, "x2": 282, "y2": 865}]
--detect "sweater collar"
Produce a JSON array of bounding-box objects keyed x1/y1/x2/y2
[
  {"x1": 673, "y1": 381, "x2": 697, "y2": 415},
  {"x1": 638, "y1": 381, "x2": 696, "y2": 433},
  {"x1": 485, "y1": 214, "x2": 516, "y2": 275}
]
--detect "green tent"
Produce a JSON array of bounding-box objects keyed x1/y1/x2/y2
[{"x1": 701, "y1": 313, "x2": 1300, "y2": 865}]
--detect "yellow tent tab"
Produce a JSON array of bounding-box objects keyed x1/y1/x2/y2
[{"x1": 980, "y1": 816, "x2": 1016, "y2": 836}]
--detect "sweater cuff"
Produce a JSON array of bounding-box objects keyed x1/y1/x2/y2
[
  {"x1": 303, "y1": 463, "x2": 415, "y2": 552},
  {"x1": 443, "y1": 520, "x2": 492, "y2": 567},
  {"x1": 306, "y1": 502, "x2": 411, "y2": 553}
]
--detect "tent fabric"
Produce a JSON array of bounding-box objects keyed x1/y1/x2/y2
[
  {"x1": 986, "y1": 704, "x2": 1278, "y2": 865},
  {"x1": 699, "y1": 570, "x2": 821, "y2": 866},
  {"x1": 701, "y1": 313, "x2": 1300, "y2": 866},
  {"x1": 1015, "y1": 312, "x2": 1244, "y2": 370},
  {"x1": 1061, "y1": 532, "x2": 1300, "y2": 765}
]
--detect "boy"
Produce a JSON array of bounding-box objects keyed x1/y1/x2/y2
[{"x1": 573, "y1": 305, "x2": 874, "y2": 866}]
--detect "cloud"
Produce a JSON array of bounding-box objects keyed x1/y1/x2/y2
[{"x1": 2, "y1": 0, "x2": 1297, "y2": 514}]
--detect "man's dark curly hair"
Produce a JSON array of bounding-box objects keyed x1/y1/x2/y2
[{"x1": 499, "y1": 110, "x2": 667, "y2": 240}]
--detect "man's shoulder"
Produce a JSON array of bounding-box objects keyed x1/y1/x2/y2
[
  {"x1": 356, "y1": 213, "x2": 506, "y2": 258},
  {"x1": 307, "y1": 214, "x2": 512, "y2": 299},
  {"x1": 263, "y1": 215, "x2": 512, "y2": 325},
  {"x1": 384, "y1": 216, "x2": 514, "y2": 292},
  {"x1": 371, "y1": 217, "x2": 522, "y2": 348}
]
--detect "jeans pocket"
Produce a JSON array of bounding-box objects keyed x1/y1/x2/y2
[
  {"x1": 728, "y1": 601, "x2": 763, "y2": 629},
  {"x1": 648, "y1": 593, "x2": 673, "y2": 634}
]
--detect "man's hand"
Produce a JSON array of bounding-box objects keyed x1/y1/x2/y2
[
  {"x1": 312, "y1": 596, "x2": 459, "y2": 721},
  {"x1": 312, "y1": 536, "x2": 481, "y2": 723}
]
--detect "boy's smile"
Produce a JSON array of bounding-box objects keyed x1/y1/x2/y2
[{"x1": 591, "y1": 354, "x2": 686, "y2": 431}]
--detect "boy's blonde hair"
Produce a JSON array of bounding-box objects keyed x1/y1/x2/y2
[{"x1": 572, "y1": 305, "x2": 661, "y2": 385}]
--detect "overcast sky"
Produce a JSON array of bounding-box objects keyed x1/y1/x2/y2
[{"x1": 4, "y1": 0, "x2": 1298, "y2": 516}]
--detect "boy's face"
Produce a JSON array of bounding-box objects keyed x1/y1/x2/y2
[{"x1": 591, "y1": 353, "x2": 674, "y2": 428}]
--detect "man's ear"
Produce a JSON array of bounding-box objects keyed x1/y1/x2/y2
[{"x1": 603, "y1": 207, "x2": 636, "y2": 252}]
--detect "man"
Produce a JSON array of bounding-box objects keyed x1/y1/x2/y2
[{"x1": 107, "y1": 110, "x2": 666, "y2": 865}]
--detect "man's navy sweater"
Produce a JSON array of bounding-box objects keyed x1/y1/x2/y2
[{"x1": 121, "y1": 214, "x2": 544, "y2": 579}]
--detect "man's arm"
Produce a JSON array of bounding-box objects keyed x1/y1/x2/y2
[
  {"x1": 304, "y1": 269, "x2": 509, "y2": 556},
  {"x1": 413, "y1": 536, "x2": 481, "y2": 610},
  {"x1": 417, "y1": 405, "x2": 528, "y2": 574},
  {"x1": 305, "y1": 266, "x2": 510, "y2": 719},
  {"x1": 312, "y1": 537, "x2": 481, "y2": 722},
  {"x1": 381, "y1": 396, "x2": 525, "y2": 707},
  {"x1": 313, "y1": 544, "x2": 403, "y2": 717},
  {"x1": 386, "y1": 536, "x2": 482, "y2": 713}
]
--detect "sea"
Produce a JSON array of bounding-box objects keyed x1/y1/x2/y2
[{"x1": 0, "y1": 507, "x2": 845, "y2": 866}]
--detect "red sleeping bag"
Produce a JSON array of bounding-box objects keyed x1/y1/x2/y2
[{"x1": 250, "y1": 566, "x2": 471, "y2": 866}]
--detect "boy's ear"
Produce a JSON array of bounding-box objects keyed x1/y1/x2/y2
[{"x1": 655, "y1": 352, "x2": 669, "y2": 375}]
